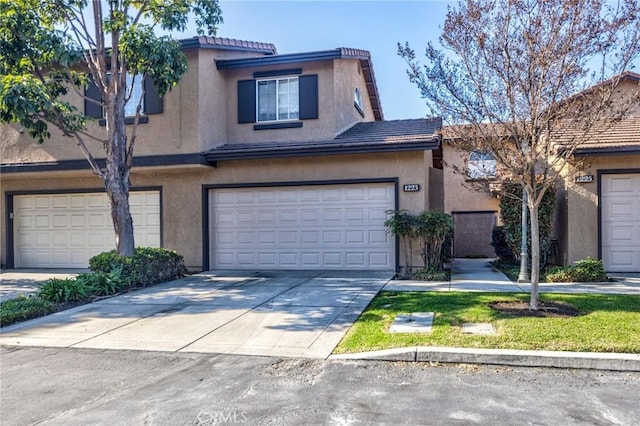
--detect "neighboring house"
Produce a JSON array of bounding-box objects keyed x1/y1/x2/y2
[
  {"x1": 442, "y1": 71, "x2": 640, "y2": 272},
  {"x1": 0, "y1": 37, "x2": 443, "y2": 272},
  {"x1": 442, "y1": 142, "x2": 500, "y2": 258}
]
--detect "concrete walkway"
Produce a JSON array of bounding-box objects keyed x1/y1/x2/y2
[
  {"x1": 384, "y1": 258, "x2": 640, "y2": 295},
  {"x1": 384, "y1": 258, "x2": 519, "y2": 292},
  {"x1": 0, "y1": 270, "x2": 392, "y2": 359}
]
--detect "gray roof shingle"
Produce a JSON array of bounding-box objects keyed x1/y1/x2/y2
[{"x1": 204, "y1": 118, "x2": 442, "y2": 162}]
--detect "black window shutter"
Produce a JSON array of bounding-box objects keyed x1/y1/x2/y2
[
  {"x1": 84, "y1": 77, "x2": 103, "y2": 118},
  {"x1": 143, "y1": 76, "x2": 163, "y2": 115},
  {"x1": 299, "y1": 74, "x2": 318, "y2": 120},
  {"x1": 238, "y1": 79, "x2": 257, "y2": 123}
]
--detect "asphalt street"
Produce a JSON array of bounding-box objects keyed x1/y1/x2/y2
[{"x1": 1, "y1": 346, "x2": 639, "y2": 425}]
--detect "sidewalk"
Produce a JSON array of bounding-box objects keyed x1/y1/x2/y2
[{"x1": 384, "y1": 258, "x2": 640, "y2": 295}]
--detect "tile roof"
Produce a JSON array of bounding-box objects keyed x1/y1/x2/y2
[
  {"x1": 180, "y1": 36, "x2": 277, "y2": 55},
  {"x1": 335, "y1": 118, "x2": 442, "y2": 144},
  {"x1": 204, "y1": 118, "x2": 441, "y2": 162}
]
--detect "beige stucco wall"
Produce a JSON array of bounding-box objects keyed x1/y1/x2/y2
[
  {"x1": 443, "y1": 145, "x2": 500, "y2": 214},
  {"x1": 1, "y1": 151, "x2": 431, "y2": 270},
  {"x1": 333, "y1": 59, "x2": 375, "y2": 135},
  {"x1": 563, "y1": 155, "x2": 640, "y2": 265},
  {"x1": 0, "y1": 51, "x2": 208, "y2": 163}
]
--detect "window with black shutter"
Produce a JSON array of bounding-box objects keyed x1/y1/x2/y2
[
  {"x1": 84, "y1": 74, "x2": 162, "y2": 121},
  {"x1": 237, "y1": 73, "x2": 318, "y2": 126}
]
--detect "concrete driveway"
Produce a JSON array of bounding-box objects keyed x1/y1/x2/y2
[
  {"x1": 0, "y1": 269, "x2": 84, "y2": 301},
  {"x1": 0, "y1": 270, "x2": 392, "y2": 359}
]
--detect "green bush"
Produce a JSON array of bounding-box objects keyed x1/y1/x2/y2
[
  {"x1": 0, "y1": 296, "x2": 56, "y2": 327},
  {"x1": 491, "y1": 226, "x2": 515, "y2": 263},
  {"x1": 546, "y1": 258, "x2": 608, "y2": 282},
  {"x1": 413, "y1": 267, "x2": 449, "y2": 281},
  {"x1": 499, "y1": 182, "x2": 556, "y2": 268},
  {"x1": 89, "y1": 247, "x2": 187, "y2": 287},
  {"x1": 415, "y1": 210, "x2": 454, "y2": 270},
  {"x1": 76, "y1": 267, "x2": 130, "y2": 296},
  {"x1": 38, "y1": 278, "x2": 89, "y2": 303}
]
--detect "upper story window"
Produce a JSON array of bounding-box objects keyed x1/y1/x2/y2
[
  {"x1": 354, "y1": 87, "x2": 364, "y2": 117},
  {"x1": 124, "y1": 73, "x2": 144, "y2": 117},
  {"x1": 237, "y1": 74, "x2": 318, "y2": 127},
  {"x1": 354, "y1": 87, "x2": 362, "y2": 109},
  {"x1": 85, "y1": 73, "x2": 163, "y2": 122},
  {"x1": 257, "y1": 77, "x2": 299, "y2": 122},
  {"x1": 468, "y1": 150, "x2": 496, "y2": 179}
]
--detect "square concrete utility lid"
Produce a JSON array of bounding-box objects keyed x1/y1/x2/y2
[
  {"x1": 461, "y1": 323, "x2": 496, "y2": 335},
  {"x1": 389, "y1": 312, "x2": 434, "y2": 333}
]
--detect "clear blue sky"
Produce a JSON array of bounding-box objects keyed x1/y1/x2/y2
[{"x1": 211, "y1": 1, "x2": 453, "y2": 120}]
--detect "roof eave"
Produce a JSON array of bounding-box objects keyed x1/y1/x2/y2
[{"x1": 205, "y1": 139, "x2": 439, "y2": 162}]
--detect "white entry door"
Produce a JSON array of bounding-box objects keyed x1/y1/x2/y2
[
  {"x1": 14, "y1": 191, "x2": 160, "y2": 268},
  {"x1": 209, "y1": 183, "x2": 395, "y2": 270},
  {"x1": 601, "y1": 173, "x2": 640, "y2": 272}
]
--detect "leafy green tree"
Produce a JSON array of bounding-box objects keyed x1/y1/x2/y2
[
  {"x1": 0, "y1": 0, "x2": 222, "y2": 256},
  {"x1": 399, "y1": 0, "x2": 639, "y2": 309}
]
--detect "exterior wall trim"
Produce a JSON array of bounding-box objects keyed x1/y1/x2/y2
[
  {"x1": 596, "y1": 168, "x2": 640, "y2": 260},
  {"x1": 206, "y1": 141, "x2": 439, "y2": 162},
  {"x1": 451, "y1": 210, "x2": 498, "y2": 215},
  {"x1": 201, "y1": 177, "x2": 400, "y2": 271},
  {"x1": 1, "y1": 154, "x2": 210, "y2": 174},
  {"x1": 4, "y1": 186, "x2": 163, "y2": 269}
]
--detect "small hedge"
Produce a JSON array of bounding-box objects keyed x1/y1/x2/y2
[
  {"x1": 89, "y1": 247, "x2": 187, "y2": 287},
  {"x1": 0, "y1": 296, "x2": 56, "y2": 327},
  {"x1": 2, "y1": 247, "x2": 188, "y2": 326},
  {"x1": 546, "y1": 258, "x2": 608, "y2": 283}
]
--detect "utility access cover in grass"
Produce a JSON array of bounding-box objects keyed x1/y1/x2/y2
[
  {"x1": 461, "y1": 323, "x2": 496, "y2": 335},
  {"x1": 389, "y1": 312, "x2": 434, "y2": 333}
]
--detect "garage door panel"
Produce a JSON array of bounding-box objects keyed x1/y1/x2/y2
[
  {"x1": 210, "y1": 183, "x2": 395, "y2": 270},
  {"x1": 602, "y1": 174, "x2": 640, "y2": 272},
  {"x1": 14, "y1": 191, "x2": 160, "y2": 268}
]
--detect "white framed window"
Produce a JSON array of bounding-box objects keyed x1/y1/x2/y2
[
  {"x1": 468, "y1": 150, "x2": 496, "y2": 179},
  {"x1": 257, "y1": 77, "x2": 299, "y2": 122},
  {"x1": 124, "y1": 73, "x2": 144, "y2": 117},
  {"x1": 354, "y1": 87, "x2": 363, "y2": 109}
]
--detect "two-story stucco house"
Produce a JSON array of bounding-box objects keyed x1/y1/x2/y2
[
  {"x1": 441, "y1": 71, "x2": 640, "y2": 272},
  {"x1": 1, "y1": 37, "x2": 443, "y2": 272}
]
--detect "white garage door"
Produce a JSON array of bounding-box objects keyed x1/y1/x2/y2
[
  {"x1": 14, "y1": 191, "x2": 160, "y2": 268},
  {"x1": 601, "y1": 173, "x2": 640, "y2": 272},
  {"x1": 209, "y1": 183, "x2": 395, "y2": 270}
]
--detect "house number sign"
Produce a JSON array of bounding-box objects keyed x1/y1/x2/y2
[
  {"x1": 403, "y1": 184, "x2": 421, "y2": 192},
  {"x1": 575, "y1": 175, "x2": 594, "y2": 183}
]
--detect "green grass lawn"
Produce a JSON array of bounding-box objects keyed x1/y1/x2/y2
[{"x1": 335, "y1": 292, "x2": 640, "y2": 354}]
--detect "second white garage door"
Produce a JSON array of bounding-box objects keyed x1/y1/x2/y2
[
  {"x1": 209, "y1": 183, "x2": 395, "y2": 270},
  {"x1": 14, "y1": 191, "x2": 160, "y2": 268},
  {"x1": 601, "y1": 173, "x2": 640, "y2": 272}
]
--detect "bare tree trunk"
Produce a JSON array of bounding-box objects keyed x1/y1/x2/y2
[
  {"x1": 104, "y1": 91, "x2": 135, "y2": 257},
  {"x1": 529, "y1": 201, "x2": 540, "y2": 310},
  {"x1": 104, "y1": 174, "x2": 135, "y2": 256}
]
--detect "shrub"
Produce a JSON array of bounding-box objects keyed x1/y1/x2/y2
[
  {"x1": 89, "y1": 247, "x2": 187, "y2": 287},
  {"x1": 38, "y1": 278, "x2": 89, "y2": 303},
  {"x1": 76, "y1": 267, "x2": 130, "y2": 296},
  {"x1": 415, "y1": 211, "x2": 454, "y2": 270},
  {"x1": 499, "y1": 181, "x2": 556, "y2": 268},
  {"x1": 385, "y1": 210, "x2": 453, "y2": 275},
  {"x1": 385, "y1": 210, "x2": 417, "y2": 274},
  {"x1": 546, "y1": 258, "x2": 608, "y2": 282},
  {"x1": 491, "y1": 226, "x2": 516, "y2": 263},
  {"x1": 0, "y1": 296, "x2": 56, "y2": 327},
  {"x1": 413, "y1": 267, "x2": 449, "y2": 281}
]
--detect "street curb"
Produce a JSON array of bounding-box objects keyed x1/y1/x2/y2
[{"x1": 328, "y1": 347, "x2": 640, "y2": 372}]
